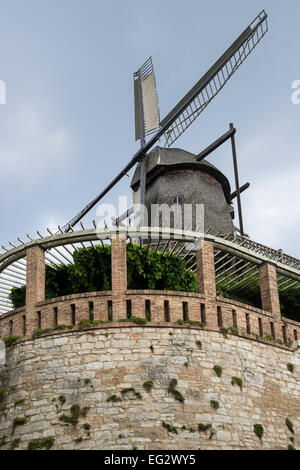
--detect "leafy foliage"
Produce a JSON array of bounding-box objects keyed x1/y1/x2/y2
[
  {"x1": 2, "y1": 335, "x2": 19, "y2": 347},
  {"x1": 253, "y1": 423, "x2": 264, "y2": 441},
  {"x1": 9, "y1": 244, "x2": 197, "y2": 308},
  {"x1": 286, "y1": 418, "x2": 294, "y2": 435},
  {"x1": 167, "y1": 379, "x2": 184, "y2": 403},
  {"x1": 213, "y1": 365, "x2": 223, "y2": 378},
  {"x1": 27, "y1": 437, "x2": 55, "y2": 450},
  {"x1": 280, "y1": 289, "x2": 300, "y2": 321},
  {"x1": 231, "y1": 376, "x2": 243, "y2": 390},
  {"x1": 210, "y1": 400, "x2": 219, "y2": 410},
  {"x1": 127, "y1": 244, "x2": 197, "y2": 291},
  {"x1": 162, "y1": 422, "x2": 178, "y2": 434}
]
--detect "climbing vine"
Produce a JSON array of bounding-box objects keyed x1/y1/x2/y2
[{"x1": 9, "y1": 244, "x2": 197, "y2": 308}]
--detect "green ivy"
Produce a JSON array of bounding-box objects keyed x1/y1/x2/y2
[{"x1": 9, "y1": 244, "x2": 197, "y2": 309}]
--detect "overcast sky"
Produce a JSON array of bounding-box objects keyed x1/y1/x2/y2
[{"x1": 0, "y1": 1, "x2": 299, "y2": 258}]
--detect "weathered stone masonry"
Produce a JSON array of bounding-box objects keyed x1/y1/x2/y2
[
  {"x1": 0, "y1": 236, "x2": 299, "y2": 450},
  {"x1": 0, "y1": 328, "x2": 299, "y2": 450}
]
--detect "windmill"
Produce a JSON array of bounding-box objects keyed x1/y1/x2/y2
[{"x1": 62, "y1": 10, "x2": 268, "y2": 234}]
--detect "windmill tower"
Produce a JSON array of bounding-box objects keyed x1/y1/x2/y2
[{"x1": 61, "y1": 10, "x2": 268, "y2": 237}]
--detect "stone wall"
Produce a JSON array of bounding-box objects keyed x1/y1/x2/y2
[{"x1": 0, "y1": 327, "x2": 299, "y2": 450}]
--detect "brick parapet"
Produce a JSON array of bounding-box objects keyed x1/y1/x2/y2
[
  {"x1": 1, "y1": 289, "x2": 299, "y2": 349},
  {"x1": 1, "y1": 240, "x2": 298, "y2": 350}
]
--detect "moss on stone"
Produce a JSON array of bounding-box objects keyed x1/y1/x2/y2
[
  {"x1": 10, "y1": 438, "x2": 21, "y2": 449},
  {"x1": 198, "y1": 423, "x2": 212, "y2": 433},
  {"x1": 286, "y1": 418, "x2": 294, "y2": 434},
  {"x1": 213, "y1": 365, "x2": 223, "y2": 378},
  {"x1": 2, "y1": 335, "x2": 19, "y2": 347},
  {"x1": 210, "y1": 400, "x2": 219, "y2": 410},
  {"x1": 143, "y1": 381, "x2": 153, "y2": 393},
  {"x1": 253, "y1": 423, "x2": 264, "y2": 441},
  {"x1": 27, "y1": 436, "x2": 55, "y2": 450},
  {"x1": 162, "y1": 421, "x2": 178, "y2": 434},
  {"x1": 231, "y1": 376, "x2": 243, "y2": 390},
  {"x1": 168, "y1": 379, "x2": 184, "y2": 403}
]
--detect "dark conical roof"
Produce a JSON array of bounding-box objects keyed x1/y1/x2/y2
[{"x1": 131, "y1": 146, "x2": 231, "y2": 202}]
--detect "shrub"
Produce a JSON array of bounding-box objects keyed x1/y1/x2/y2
[
  {"x1": 219, "y1": 327, "x2": 228, "y2": 338},
  {"x1": 228, "y1": 326, "x2": 239, "y2": 335},
  {"x1": 198, "y1": 423, "x2": 212, "y2": 433},
  {"x1": 253, "y1": 423, "x2": 264, "y2": 441},
  {"x1": 177, "y1": 320, "x2": 206, "y2": 328},
  {"x1": 15, "y1": 399, "x2": 25, "y2": 406},
  {"x1": 32, "y1": 328, "x2": 52, "y2": 339},
  {"x1": 287, "y1": 363, "x2": 295, "y2": 373},
  {"x1": 83, "y1": 423, "x2": 91, "y2": 431},
  {"x1": 106, "y1": 394, "x2": 121, "y2": 403},
  {"x1": 8, "y1": 285, "x2": 26, "y2": 309},
  {"x1": 195, "y1": 340, "x2": 202, "y2": 349},
  {"x1": 127, "y1": 243, "x2": 197, "y2": 292},
  {"x1": 78, "y1": 319, "x2": 100, "y2": 330},
  {"x1": 118, "y1": 317, "x2": 148, "y2": 325},
  {"x1": 84, "y1": 378, "x2": 91, "y2": 385},
  {"x1": 162, "y1": 422, "x2": 178, "y2": 434},
  {"x1": 2, "y1": 335, "x2": 19, "y2": 347},
  {"x1": 264, "y1": 335, "x2": 275, "y2": 342},
  {"x1": 12, "y1": 416, "x2": 27, "y2": 434},
  {"x1": 121, "y1": 388, "x2": 142, "y2": 399},
  {"x1": 168, "y1": 379, "x2": 184, "y2": 403},
  {"x1": 27, "y1": 437, "x2": 55, "y2": 450},
  {"x1": 280, "y1": 288, "x2": 300, "y2": 322},
  {"x1": 59, "y1": 404, "x2": 89, "y2": 427},
  {"x1": 10, "y1": 438, "x2": 21, "y2": 449},
  {"x1": 231, "y1": 376, "x2": 243, "y2": 390},
  {"x1": 210, "y1": 400, "x2": 219, "y2": 410},
  {"x1": 58, "y1": 395, "x2": 66, "y2": 405},
  {"x1": 9, "y1": 244, "x2": 197, "y2": 308},
  {"x1": 143, "y1": 381, "x2": 153, "y2": 393},
  {"x1": 213, "y1": 365, "x2": 223, "y2": 378},
  {"x1": 288, "y1": 444, "x2": 296, "y2": 450},
  {"x1": 286, "y1": 418, "x2": 294, "y2": 434}
]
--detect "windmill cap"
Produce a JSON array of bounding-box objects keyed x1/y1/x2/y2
[{"x1": 131, "y1": 146, "x2": 231, "y2": 202}]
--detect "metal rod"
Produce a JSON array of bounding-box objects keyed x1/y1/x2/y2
[
  {"x1": 195, "y1": 127, "x2": 236, "y2": 162},
  {"x1": 230, "y1": 123, "x2": 244, "y2": 236},
  {"x1": 230, "y1": 182, "x2": 250, "y2": 200}
]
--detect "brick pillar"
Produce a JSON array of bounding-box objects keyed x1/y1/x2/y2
[
  {"x1": 26, "y1": 245, "x2": 45, "y2": 315},
  {"x1": 259, "y1": 262, "x2": 281, "y2": 317},
  {"x1": 111, "y1": 234, "x2": 127, "y2": 321},
  {"x1": 196, "y1": 241, "x2": 216, "y2": 298}
]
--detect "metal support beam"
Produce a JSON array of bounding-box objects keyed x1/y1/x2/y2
[
  {"x1": 195, "y1": 127, "x2": 236, "y2": 162},
  {"x1": 230, "y1": 123, "x2": 244, "y2": 236},
  {"x1": 230, "y1": 182, "x2": 250, "y2": 200}
]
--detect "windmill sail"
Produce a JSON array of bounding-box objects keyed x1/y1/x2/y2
[
  {"x1": 61, "y1": 11, "x2": 268, "y2": 232},
  {"x1": 134, "y1": 57, "x2": 160, "y2": 142},
  {"x1": 160, "y1": 10, "x2": 268, "y2": 147}
]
